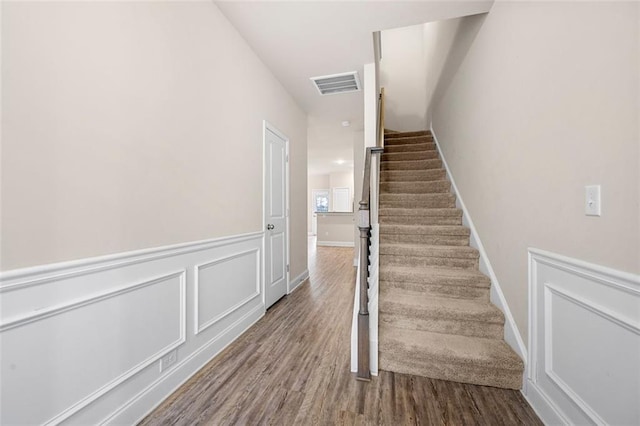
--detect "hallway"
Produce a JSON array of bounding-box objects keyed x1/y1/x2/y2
[{"x1": 141, "y1": 241, "x2": 541, "y2": 425}]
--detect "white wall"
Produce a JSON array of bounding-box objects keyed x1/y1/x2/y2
[
  {"x1": 329, "y1": 171, "x2": 355, "y2": 211},
  {"x1": 1, "y1": 1, "x2": 308, "y2": 279},
  {"x1": 380, "y1": 24, "x2": 428, "y2": 132},
  {"x1": 431, "y1": 1, "x2": 640, "y2": 349},
  {"x1": 380, "y1": 15, "x2": 486, "y2": 132},
  {"x1": 316, "y1": 213, "x2": 356, "y2": 247}
]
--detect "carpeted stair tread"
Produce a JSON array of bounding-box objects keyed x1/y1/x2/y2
[
  {"x1": 380, "y1": 180, "x2": 451, "y2": 194},
  {"x1": 381, "y1": 151, "x2": 439, "y2": 161},
  {"x1": 385, "y1": 130, "x2": 431, "y2": 139},
  {"x1": 380, "y1": 244, "x2": 479, "y2": 269},
  {"x1": 379, "y1": 289, "x2": 504, "y2": 324},
  {"x1": 379, "y1": 207, "x2": 461, "y2": 217},
  {"x1": 380, "y1": 265, "x2": 490, "y2": 287},
  {"x1": 380, "y1": 224, "x2": 470, "y2": 236},
  {"x1": 380, "y1": 280, "x2": 489, "y2": 300},
  {"x1": 384, "y1": 143, "x2": 436, "y2": 153},
  {"x1": 379, "y1": 193, "x2": 456, "y2": 208},
  {"x1": 378, "y1": 327, "x2": 524, "y2": 389},
  {"x1": 379, "y1": 290, "x2": 504, "y2": 338},
  {"x1": 380, "y1": 169, "x2": 446, "y2": 182},
  {"x1": 380, "y1": 243, "x2": 479, "y2": 259},
  {"x1": 384, "y1": 136, "x2": 434, "y2": 146},
  {"x1": 379, "y1": 208, "x2": 462, "y2": 225},
  {"x1": 379, "y1": 225, "x2": 469, "y2": 244},
  {"x1": 381, "y1": 159, "x2": 442, "y2": 171}
]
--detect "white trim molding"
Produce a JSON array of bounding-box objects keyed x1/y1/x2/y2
[
  {"x1": 430, "y1": 125, "x2": 527, "y2": 364},
  {"x1": 527, "y1": 248, "x2": 640, "y2": 426},
  {"x1": 0, "y1": 232, "x2": 265, "y2": 425},
  {"x1": 193, "y1": 248, "x2": 261, "y2": 335},
  {"x1": 316, "y1": 241, "x2": 355, "y2": 247},
  {"x1": 289, "y1": 269, "x2": 310, "y2": 293}
]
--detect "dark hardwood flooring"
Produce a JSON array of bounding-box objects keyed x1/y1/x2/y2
[{"x1": 141, "y1": 238, "x2": 542, "y2": 425}]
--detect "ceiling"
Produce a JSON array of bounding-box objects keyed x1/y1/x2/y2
[{"x1": 216, "y1": 1, "x2": 493, "y2": 174}]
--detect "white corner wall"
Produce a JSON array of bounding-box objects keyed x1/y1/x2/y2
[
  {"x1": 431, "y1": 1, "x2": 640, "y2": 354},
  {"x1": 379, "y1": 24, "x2": 428, "y2": 132}
]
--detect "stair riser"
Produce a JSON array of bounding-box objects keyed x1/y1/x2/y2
[
  {"x1": 378, "y1": 354, "x2": 522, "y2": 390},
  {"x1": 385, "y1": 131, "x2": 431, "y2": 139},
  {"x1": 381, "y1": 160, "x2": 442, "y2": 171},
  {"x1": 380, "y1": 181, "x2": 451, "y2": 194},
  {"x1": 384, "y1": 137, "x2": 434, "y2": 147},
  {"x1": 384, "y1": 143, "x2": 436, "y2": 153},
  {"x1": 380, "y1": 234, "x2": 469, "y2": 246},
  {"x1": 380, "y1": 246, "x2": 479, "y2": 259},
  {"x1": 381, "y1": 281, "x2": 490, "y2": 300},
  {"x1": 380, "y1": 314, "x2": 504, "y2": 339},
  {"x1": 379, "y1": 225, "x2": 470, "y2": 237},
  {"x1": 380, "y1": 201, "x2": 456, "y2": 209},
  {"x1": 380, "y1": 170, "x2": 446, "y2": 182},
  {"x1": 381, "y1": 255, "x2": 478, "y2": 269},
  {"x1": 379, "y1": 270, "x2": 489, "y2": 288},
  {"x1": 379, "y1": 216, "x2": 462, "y2": 226},
  {"x1": 380, "y1": 194, "x2": 455, "y2": 207},
  {"x1": 381, "y1": 151, "x2": 439, "y2": 161}
]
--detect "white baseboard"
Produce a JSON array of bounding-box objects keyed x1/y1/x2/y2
[
  {"x1": 521, "y1": 379, "x2": 567, "y2": 425},
  {"x1": 0, "y1": 232, "x2": 266, "y2": 425},
  {"x1": 430, "y1": 125, "x2": 528, "y2": 366},
  {"x1": 316, "y1": 241, "x2": 355, "y2": 247},
  {"x1": 289, "y1": 269, "x2": 309, "y2": 293}
]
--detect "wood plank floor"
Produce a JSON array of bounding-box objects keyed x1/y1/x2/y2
[{"x1": 141, "y1": 239, "x2": 542, "y2": 426}]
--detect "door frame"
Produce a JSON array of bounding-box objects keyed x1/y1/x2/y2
[{"x1": 262, "y1": 120, "x2": 290, "y2": 305}]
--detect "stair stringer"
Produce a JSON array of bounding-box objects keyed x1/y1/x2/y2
[{"x1": 430, "y1": 124, "x2": 527, "y2": 376}]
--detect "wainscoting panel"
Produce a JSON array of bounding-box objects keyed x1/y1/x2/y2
[
  {"x1": 195, "y1": 249, "x2": 260, "y2": 335},
  {"x1": 0, "y1": 232, "x2": 265, "y2": 425},
  {"x1": 527, "y1": 249, "x2": 640, "y2": 425}
]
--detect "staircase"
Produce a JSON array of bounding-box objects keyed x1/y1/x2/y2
[{"x1": 378, "y1": 130, "x2": 524, "y2": 390}]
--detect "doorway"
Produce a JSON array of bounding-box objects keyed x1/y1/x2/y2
[{"x1": 264, "y1": 122, "x2": 289, "y2": 309}]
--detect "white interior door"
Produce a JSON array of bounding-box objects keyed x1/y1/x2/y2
[{"x1": 264, "y1": 125, "x2": 288, "y2": 309}]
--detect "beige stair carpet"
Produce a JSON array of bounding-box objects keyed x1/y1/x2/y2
[{"x1": 378, "y1": 130, "x2": 524, "y2": 390}]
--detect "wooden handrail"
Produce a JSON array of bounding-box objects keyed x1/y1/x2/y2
[{"x1": 377, "y1": 87, "x2": 385, "y2": 148}]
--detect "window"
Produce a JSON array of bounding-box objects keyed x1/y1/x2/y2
[{"x1": 312, "y1": 190, "x2": 329, "y2": 212}]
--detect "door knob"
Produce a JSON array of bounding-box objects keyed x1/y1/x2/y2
[{"x1": 267, "y1": 224, "x2": 275, "y2": 230}]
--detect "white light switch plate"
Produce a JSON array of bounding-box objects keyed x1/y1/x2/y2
[{"x1": 585, "y1": 185, "x2": 601, "y2": 216}]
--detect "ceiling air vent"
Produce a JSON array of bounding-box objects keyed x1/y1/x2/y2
[{"x1": 310, "y1": 71, "x2": 361, "y2": 96}]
